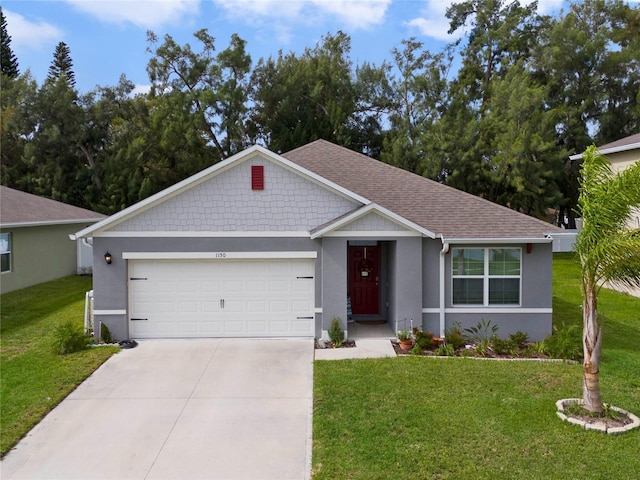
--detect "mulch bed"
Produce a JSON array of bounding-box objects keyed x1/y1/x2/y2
[
  {"x1": 391, "y1": 341, "x2": 551, "y2": 359},
  {"x1": 315, "y1": 339, "x2": 356, "y2": 349}
]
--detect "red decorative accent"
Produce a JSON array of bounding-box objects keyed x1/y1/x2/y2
[
  {"x1": 251, "y1": 165, "x2": 264, "y2": 190},
  {"x1": 526, "y1": 243, "x2": 533, "y2": 254}
]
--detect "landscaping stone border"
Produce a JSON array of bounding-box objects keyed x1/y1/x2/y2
[{"x1": 556, "y1": 398, "x2": 640, "y2": 435}]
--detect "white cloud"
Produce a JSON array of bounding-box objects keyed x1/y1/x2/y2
[
  {"x1": 405, "y1": 1, "x2": 461, "y2": 42},
  {"x1": 3, "y1": 10, "x2": 64, "y2": 51},
  {"x1": 213, "y1": 0, "x2": 391, "y2": 31},
  {"x1": 65, "y1": 0, "x2": 200, "y2": 29},
  {"x1": 309, "y1": 0, "x2": 391, "y2": 29},
  {"x1": 132, "y1": 84, "x2": 151, "y2": 96}
]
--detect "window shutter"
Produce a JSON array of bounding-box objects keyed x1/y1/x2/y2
[{"x1": 251, "y1": 165, "x2": 264, "y2": 190}]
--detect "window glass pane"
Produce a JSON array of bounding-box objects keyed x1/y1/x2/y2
[
  {"x1": 1, "y1": 253, "x2": 10, "y2": 273},
  {"x1": 0, "y1": 233, "x2": 9, "y2": 253},
  {"x1": 489, "y1": 278, "x2": 520, "y2": 304},
  {"x1": 489, "y1": 249, "x2": 520, "y2": 275},
  {"x1": 1, "y1": 233, "x2": 10, "y2": 273},
  {"x1": 453, "y1": 278, "x2": 484, "y2": 304},
  {"x1": 452, "y1": 248, "x2": 484, "y2": 275}
]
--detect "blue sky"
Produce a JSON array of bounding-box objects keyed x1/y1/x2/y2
[{"x1": 3, "y1": 0, "x2": 635, "y2": 94}]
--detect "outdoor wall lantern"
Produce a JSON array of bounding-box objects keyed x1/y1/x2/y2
[{"x1": 104, "y1": 252, "x2": 112, "y2": 264}]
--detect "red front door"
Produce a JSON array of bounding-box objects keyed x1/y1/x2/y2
[{"x1": 348, "y1": 245, "x2": 380, "y2": 315}]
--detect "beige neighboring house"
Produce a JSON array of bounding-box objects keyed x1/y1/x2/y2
[
  {"x1": 570, "y1": 132, "x2": 640, "y2": 297},
  {"x1": 0, "y1": 186, "x2": 106, "y2": 294}
]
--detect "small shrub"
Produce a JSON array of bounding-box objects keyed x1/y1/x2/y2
[
  {"x1": 444, "y1": 323, "x2": 465, "y2": 350},
  {"x1": 435, "y1": 344, "x2": 455, "y2": 356},
  {"x1": 464, "y1": 318, "x2": 499, "y2": 343},
  {"x1": 492, "y1": 337, "x2": 513, "y2": 356},
  {"x1": 100, "y1": 322, "x2": 113, "y2": 344},
  {"x1": 410, "y1": 343, "x2": 423, "y2": 355},
  {"x1": 52, "y1": 321, "x2": 89, "y2": 355},
  {"x1": 414, "y1": 330, "x2": 434, "y2": 350},
  {"x1": 509, "y1": 331, "x2": 529, "y2": 348},
  {"x1": 328, "y1": 317, "x2": 344, "y2": 347},
  {"x1": 464, "y1": 319, "x2": 499, "y2": 356},
  {"x1": 544, "y1": 322, "x2": 582, "y2": 360}
]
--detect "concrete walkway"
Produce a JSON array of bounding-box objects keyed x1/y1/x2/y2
[
  {"x1": 314, "y1": 322, "x2": 397, "y2": 360},
  {"x1": 1, "y1": 339, "x2": 314, "y2": 480}
]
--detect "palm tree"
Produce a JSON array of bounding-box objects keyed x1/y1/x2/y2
[{"x1": 575, "y1": 145, "x2": 640, "y2": 413}]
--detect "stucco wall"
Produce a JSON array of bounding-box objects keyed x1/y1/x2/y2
[
  {"x1": 421, "y1": 241, "x2": 553, "y2": 341},
  {"x1": 389, "y1": 237, "x2": 423, "y2": 333},
  {"x1": 1, "y1": 223, "x2": 89, "y2": 294}
]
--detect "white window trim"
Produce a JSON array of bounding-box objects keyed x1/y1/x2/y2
[{"x1": 451, "y1": 247, "x2": 522, "y2": 307}]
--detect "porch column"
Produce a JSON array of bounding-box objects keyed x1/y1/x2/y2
[{"x1": 320, "y1": 237, "x2": 348, "y2": 335}]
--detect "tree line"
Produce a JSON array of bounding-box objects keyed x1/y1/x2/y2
[{"x1": 1, "y1": 0, "x2": 639, "y2": 223}]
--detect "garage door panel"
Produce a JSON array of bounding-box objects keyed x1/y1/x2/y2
[
  {"x1": 202, "y1": 301, "x2": 221, "y2": 313},
  {"x1": 246, "y1": 300, "x2": 266, "y2": 313},
  {"x1": 129, "y1": 259, "x2": 315, "y2": 339},
  {"x1": 178, "y1": 302, "x2": 199, "y2": 313}
]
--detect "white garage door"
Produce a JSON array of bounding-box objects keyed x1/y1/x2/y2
[{"x1": 128, "y1": 259, "x2": 315, "y2": 339}]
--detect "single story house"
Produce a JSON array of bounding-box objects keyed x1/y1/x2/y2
[
  {"x1": 0, "y1": 186, "x2": 106, "y2": 294},
  {"x1": 72, "y1": 140, "x2": 562, "y2": 341}
]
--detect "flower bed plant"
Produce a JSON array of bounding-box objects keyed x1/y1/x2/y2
[{"x1": 393, "y1": 320, "x2": 582, "y2": 361}]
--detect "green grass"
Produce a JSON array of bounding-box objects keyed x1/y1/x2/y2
[
  {"x1": 0, "y1": 276, "x2": 119, "y2": 457},
  {"x1": 312, "y1": 253, "x2": 640, "y2": 479}
]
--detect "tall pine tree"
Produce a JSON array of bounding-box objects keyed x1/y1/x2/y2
[
  {"x1": 0, "y1": 7, "x2": 19, "y2": 78},
  {"x1": 48, "y1": 41, "x2": 76, "y2": 88}
]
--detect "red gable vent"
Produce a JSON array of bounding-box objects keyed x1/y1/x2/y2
[{"x1": 251, "y1": 165, "x2": 264, "y2": 190}]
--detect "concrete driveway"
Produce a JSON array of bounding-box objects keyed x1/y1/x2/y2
[{"x1": 1, "y1": 338, "x2": 314, "y2": 480}]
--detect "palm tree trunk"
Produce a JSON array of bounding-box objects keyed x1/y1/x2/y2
[{"x1": 582, "y1": 280, "x2": 603, "y2": 413}]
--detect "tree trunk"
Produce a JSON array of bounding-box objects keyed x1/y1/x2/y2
[{"x1": 582, "y1": 280, "x2": 603, "y2": 413}]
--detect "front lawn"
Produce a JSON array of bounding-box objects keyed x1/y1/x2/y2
[
  {"x1": 312, "y1": 253, "x2": 640, "y2": 479},
  {"x1": 0, "y1": 276, "x2": 119, "y2": 457}
]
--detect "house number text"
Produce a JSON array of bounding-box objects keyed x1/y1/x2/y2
[{"x1": 215, "y1": 252, "x2": 227, "y2": 258}]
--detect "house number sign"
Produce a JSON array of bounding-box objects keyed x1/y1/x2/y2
[{"x1": 215, "y1": 252, "x2": 227, "y2": 258}]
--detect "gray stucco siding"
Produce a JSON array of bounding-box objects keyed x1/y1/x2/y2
[
  {"x1": 109, "y1": 157, "x2": 360, "y2": 233},
  {"x1": 422, "y1": 311, "x2": 551, "y2": 342},
  {"x1": 388, "y1": 237, "x2": 423, "y2": 333},
  {"x1": 421, "y1": 239, "x2": 442, "y2": 309},
  {"x1": 444, "y1": 242, "x2": 552, "y2": 309},
  {"x1": 420, "y1": 241, "x2": 553, "y2": 340}
]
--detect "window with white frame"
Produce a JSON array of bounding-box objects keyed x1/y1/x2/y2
[
  {"x1": 452, "y1": 247, "x2": 521, "y2": 305},
  {"x1": 1, "y1": 233, "x2": 11, "y2": 273}
]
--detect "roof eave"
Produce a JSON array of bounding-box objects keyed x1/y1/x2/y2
[
  {"x1": 2, "y1": 218, "x2": 104, "y2": 229},
  {"x1": 440, "y1": 236, "x2": 554, "y2": 244},
  {"x1": 570, "y1": 142, "x2": 640, "y2": 160}
]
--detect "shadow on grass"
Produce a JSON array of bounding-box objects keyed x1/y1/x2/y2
[{"x1": 0, "y1": 276, "x2": 93, "y2": 337}]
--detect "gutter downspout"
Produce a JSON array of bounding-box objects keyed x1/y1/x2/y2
[{"x1": 439, "y1": 236, "x2": 449, "y2": 338}]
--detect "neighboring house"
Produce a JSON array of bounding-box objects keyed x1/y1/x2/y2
[
  {"x1": 570, "y1": 132, "x2": 640, "y2": 298},
  {"x1": 570, "y1": 132, "x2": 640, "y2": 230},
  {"x1": 0, "y1": 186, "x2": 106, "y2": 294},
  {"x1": 72, "y1": 140, "x2": 562, "y2": 342}
]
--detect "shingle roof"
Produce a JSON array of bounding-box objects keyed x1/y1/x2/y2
[
  {"x1": 597, "y1": 132, "x2": 640, "y2": 151},
  {"x1": 569, "y1": 132, "x2": 640, "y2": 160},
  {"x1": 282, "y1": 140, "x2": 560, "y2": 239},
  {"x1": 0, "y1": 186, "x2": 105, "y2": 226}
]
